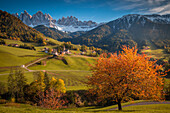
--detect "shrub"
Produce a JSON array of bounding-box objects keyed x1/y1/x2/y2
[{"x1": 36, "y1": 89, "x2": 67, "y2": 109}]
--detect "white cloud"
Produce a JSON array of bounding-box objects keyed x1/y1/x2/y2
[
  {"x1": 148, "y1": 3, "x2": 170, "y2": 14},
  {"x1": 113, "y1": 3, "x2": 144, "y2": 10},
  {"x1": 108, "y1": 0, "x2": 170, "y2": 15},
  {"x1": 64, "y1": 0, "x2": 170, "y2": 15}
]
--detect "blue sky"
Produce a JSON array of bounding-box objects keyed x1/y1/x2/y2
[{"x1": 0, "y1": 0, "x2": 170, "y2": 23}]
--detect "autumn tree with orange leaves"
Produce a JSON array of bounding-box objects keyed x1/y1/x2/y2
[{"x1": 87, "y1": 46, "x2": 167, "y2": 110}]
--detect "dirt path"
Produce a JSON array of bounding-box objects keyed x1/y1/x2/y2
[
  {"x1": 108, "y1": 101, "x2": 170, "y2": 111},
  {"x1": 25, "y1": 56, "x2": 49, "y2": 68}
]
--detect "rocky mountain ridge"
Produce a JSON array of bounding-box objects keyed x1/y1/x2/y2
[
  {"x1": 12, "y1": 10, "x2": 99, "y2": 32},
  {"x1": 72, "y1": 13, "x2": 170, "y2": 52},
  {"x1": 108, "y1": 14, "x2": 170, "y2": 33}
]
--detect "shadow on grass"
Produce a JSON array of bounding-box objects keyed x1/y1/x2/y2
[
  {"x1": 93, "y1": 110, "x2": 141, "y2": 112},
  {"x1": 111, "y1": 110, "x2": 141, "y2": 112},
  {"x1": 87, "y1": 106, "x2": 106, "y2": 110},
  {"x1": 86, "y1": 106, "x2": 142, "y2": 112},
  {"x1": 18, "y1": 55, "x2": 41, "y2": 57}
]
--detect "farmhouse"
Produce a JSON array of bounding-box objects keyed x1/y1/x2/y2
[{"x1": 52, "y1": 49, "x2": 58, "y2": 56}]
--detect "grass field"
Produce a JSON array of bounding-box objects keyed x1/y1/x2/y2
[
  {"x1": 0, "y1": 71, "x2": 34, "y2": 85},
  {"x1": 0, "y1": 39, "x2": 170, "y2": 112},
  {"x1": 141, "y1": 49, "x2": 170, "y2": 61},
  {"x1": 29, "y1": 56, "x2": 95, "y2": 71},
  {"x1": 141, "y1": 40, "x2": 170, "y2": 61},
  {"x1": 0, "y1": 70, "x2": 90, "y2": 91},
  {"x1": 0, "y1": 45, "x2": 46, "y2": 67},
  {"x1": 0, "y1": 54, "x2": 92, "y2": 89},
  {"x1": 47, "y1": 71, "x2": 91, "y2": 90},
  {"x1": 27, "y1": 55, "x2": 95, "y2": 90},
  {"x1": 0, "y1": 42, "x2": 96, "y2": 91},
  {"x1": 4, "y1": 39, "x2": 25, "y2": 45},
  {"x1": 0, "y1": 101, "x2": 170, "y2": 113}
]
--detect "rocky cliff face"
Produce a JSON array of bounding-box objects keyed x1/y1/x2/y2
[
  {"x1": 13, "y1": 10, "x2": 56, "y2": 27},
  {"x1": 19, "y1": 10, "x2": 32, "y2": 25},
  {"x1": 57, "y1": 16, "x2": 97, "y2": 27},
  {"x1": 12, "y1": 10, "x2": 99, "y2": 32}
]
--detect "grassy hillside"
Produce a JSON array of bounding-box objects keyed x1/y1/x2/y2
[
  {"x1": 0, "y1": 101, "x2": 170, "y2": 113},
  {"x1": 27, "y1": 56, "x2": 95, "y2": 90},
  {"x1": 0, "y1": 10, "x2": 47, "y2": 44},
  {"x1": 4, "y1": 39, "x2": 25, "y2": 45},
  {"x1": 141, "y1": 49, "x2": 170, "y2": 61},
  {"x1": 0, "y1": 42, "x2": 96, "y2": 90},
  {"x1": 0, "y1": 45, "x2": 46, "y2": 67},
  {"x1": 29, "y1": 56, "x2": 95, "y2": 70},
  {"x1": 0, "y1": 72, "x2": 34, "y2": 84},
  {"x1": 45, "y1": 71, "x2": 91, "y2": 90}
]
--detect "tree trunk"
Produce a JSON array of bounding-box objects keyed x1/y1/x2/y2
[{"x1": 118, "y1": 99, "x2": 122, "y2": 110}]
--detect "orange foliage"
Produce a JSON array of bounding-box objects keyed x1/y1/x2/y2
[
  {"x1": 37, "y1": 89, "x2": 67, "y2": 109},
  {"x1": 88, "y1": 46, "x2": 167, "y2": 110}
]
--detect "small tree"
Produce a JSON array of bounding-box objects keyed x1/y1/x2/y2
[
  {"x1": 81, "y1": 45, "x2": 87, "y2": 51},
  {"x1": 8, "y1": 69, "x2": 16, "y2": 99},
  {"x1": 49, "y1": 77, "x2": 66, "y2": 93},
  {"x1": 0, "y1": 82, "x2": 7, "y2": 95},
  {"x1": 88, "y1": 46, "x2": 167, "y2": 110},
  {"x1": 36, "y1": 71, "x2": 46, "y2": 92},
  {"x1": 15, "y1": 69, "x2": 27, "y2": 102},
  {"x1": 8, "y1": 68, "x2": 27, "y2": 102},
  {"x1": 44, "y1": 72, "x2": 50, "y2": 91},
  {"x1": 37, "y1": 89, "x2": 67, "y2": 109}
]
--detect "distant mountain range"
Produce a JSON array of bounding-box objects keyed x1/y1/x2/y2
[
  {"x1": 12, "y1": 10, "x2": 100, "y2": 32},
  {"x1": 2, "y1": 10, "x2": 170, "y2": 52},
  {"x1": 72, "y1": 14, "x2": 170, "y2": 51}
]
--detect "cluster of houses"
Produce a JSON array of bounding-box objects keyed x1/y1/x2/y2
[
  {"x1": 43, "y1": 47, "x2": 71, "y2": 56},
  {"x1": 143, "y1": 46, "x2": 150, "y2": 50},
  {"x1": 8, "y1": 43, "x2": 19, "y2": 47}
]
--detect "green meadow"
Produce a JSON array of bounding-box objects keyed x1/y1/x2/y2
[
  {"x1": 141, "y1": 49, "x2": 170, "y2": 61},
  {"x1": 0, "y1": 45, "x2": 45, "y2": 67},
  {"x1": 0, "y1": 100, "x2": 170, "y2": 113},
  {"x1": 0, "y1": 41, "x2": 95, "y2": 91},
  {"x1": 0, "y1": 39, "x2": 169, "y2": 113}
]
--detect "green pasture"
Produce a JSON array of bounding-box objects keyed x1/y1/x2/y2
[
  {"x1": 0, "y1": 45, "x2": 46, "y2": 67},
  {"x1": 0, "y1": 100, "x2": 170, "y2": 113},
  {"x1": 141, "y1": 49, "x2": 169, "y2": 61},
  {"x1": 28, "y1": 56, "x2": 95, "y2": 71}
]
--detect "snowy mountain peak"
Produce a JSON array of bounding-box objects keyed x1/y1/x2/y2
[
  {"x1": 119, "y1": 14, "x2": 170, "y2": 25},
  {"x1": 12, "y1": 11, "x2": 99, "y2": 32},
  {"x1": 55, "y1": 16, "x2": 99, "y2": 32},
  {"x1": 111, "y1": 14, "x2": 170, "y2": 32},
  {"x1": 144, "y1": 14, "x2": 170, "y2": 24},
  {"x1": 57, "y1": 16, "x2": 98, "y2": 27},
  {"x1": 19, "y1": 10, "x2": 32, "y2": 25}
]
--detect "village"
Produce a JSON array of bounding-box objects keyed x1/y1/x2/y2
[{"x1": 43, "y1": 46, "x2": 71, "y2": 56}]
